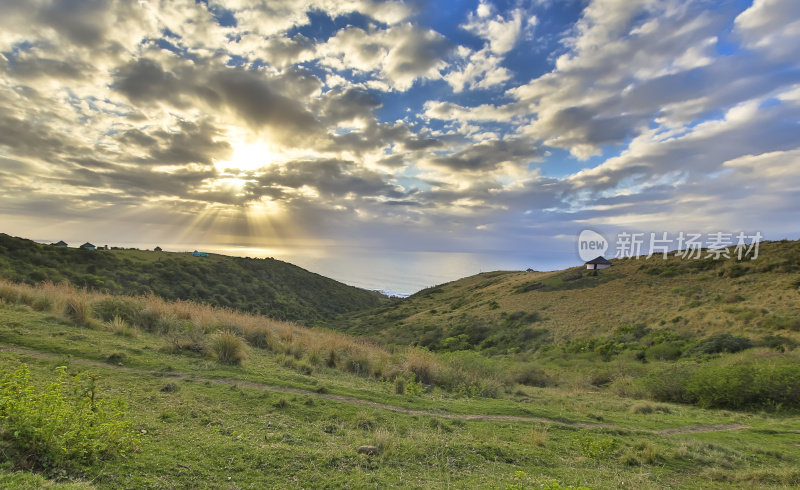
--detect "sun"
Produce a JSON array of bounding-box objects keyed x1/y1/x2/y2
[{"x1": 216, "y1": 138, "x2": 282, "y2": 172}]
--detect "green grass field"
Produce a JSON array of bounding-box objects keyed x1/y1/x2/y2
[{"x1": 2, "y1": 297, "x2": 800, "y2": 488}]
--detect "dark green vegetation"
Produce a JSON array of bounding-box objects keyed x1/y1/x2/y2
[
  {"x1": 0, "y1": 233, "x2": 388, "y2": 324},
  {"x1": 2, "y1": 299, "x2": 800, "y2": 488}
]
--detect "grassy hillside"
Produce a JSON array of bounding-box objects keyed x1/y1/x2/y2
[
  {"x1": 2, "y1": 282, "x2": 800, "y2": 488},
  {"x1": 0, "y1": 233, "x2": 389, "y2": 324},
  {"x1": 334, "y1": 240, "x2": 800, "y2": 357}
]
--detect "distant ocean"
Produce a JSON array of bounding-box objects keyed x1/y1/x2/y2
[
  {"x1": 33, "y1": 240, "x2": 577, "y2": 295},
  {"x1": 205, "y1": 246, "x2": 576, "y2": 295}
]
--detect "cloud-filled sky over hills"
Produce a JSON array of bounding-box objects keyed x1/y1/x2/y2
[{"x1": 1, "y1": 0, "x2": 799, "y2": 292}]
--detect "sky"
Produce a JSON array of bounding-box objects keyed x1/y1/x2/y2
[{"x1": 1, "y1": 0, "x2": 799, "y2": 294}]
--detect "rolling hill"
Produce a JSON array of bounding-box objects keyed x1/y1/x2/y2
[
  {"x1": 0, "y1": 233, "x2": 389, "y2": 324},
  {"x1": 332, "y1": 239, "x2": 800, "y2": 354}
]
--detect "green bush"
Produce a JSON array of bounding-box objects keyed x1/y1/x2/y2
[
  {"x1": 685, "y1": 334, "x2": 753, "y2": 357},
  {"x1": 686, "y1": 361, "x2": 800, "y2": 410},
  {"x1": 643, "y1": 357, "x2": 800, "y2": 410},
  {"x1": 0, "y1": 364, "x2": 138, "y2": 473},
  {"x1": 641, "y1": 364, "x2": 696, "y2": 404},
  {"x1": 573, "y1": 433, "x2": 617, "y2": 459},
  {"x1": 93, "y1": 297, "x2": 142, "y2": 324},
  {"x1": 509, "y1": 363, "x2": 553, "y2": 387},
  {"x1": 646, "y1": 342, "x2": 683, "y2": 361}
]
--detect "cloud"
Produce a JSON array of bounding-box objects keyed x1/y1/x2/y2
[
  {"x1": 444, "y1": 47, "x2": 513, "y2": 93},
  {"x1": 462, "y1": 1, "x2": 534, "y2": 55},
  {"x1": 1, "y1": 0, "x2": 800, "y2": 272},
  {"x1": 430, "y1": 139, "x2": 538, "y2": 171},
  {"x1": 132, "y1": 120, "x2": 233, "y2": 166},
  {"x1": 317, "y1": 24, "x2": 452, "y2": 91},
  {"x1": 317, "y1": 88, "x2": 382, "y2": 124},
  {"x1": 444, "y1": 1, "x2": 537, "y2": 92},
  {"x1": 246, "y1": 159, "x2": 407, "y2": 202},
  {"x1": 113, "y1": 58, "x2": 184, "y2": 105},
  {"x1": 207, "y1": 68, "x2": 321, "y2": 137},
  {"x1": 734, "y1": 0, "x2": 800, "y2": 60},
  {"x1": 509, "y1": 0, "x2": 800, "y2": 159}
]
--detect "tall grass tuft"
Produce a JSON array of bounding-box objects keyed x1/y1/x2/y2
[
  {"x1": 211, "y1": 330, "x2": 250, "y2": 365},
  {"x1": 107, "y1": 315, "x2": 138, "y2": 338},
  {"x1": 64, "y1": 294, "x2": 92, "y2": 326}
]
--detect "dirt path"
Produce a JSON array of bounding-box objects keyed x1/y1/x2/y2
[{"x1": 0, "y1": 344, "x2": 749, "y2": 435}]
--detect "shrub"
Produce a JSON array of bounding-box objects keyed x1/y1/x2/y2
[
  {"x1": 573, "y1": 434, "x2": 617, "y2": 459},
  {"x1": 0, "y1": 364, "x2": 138, "y2": 473},
  {"x1": 405, "y1": 349, "x2": 437, "y2": 385},
  {"x1": 646, "y1": 342, "x2": 683, "y2": 361},
  {"x1": 560, "y1": 270, "x2": 583, "y2": 282},
  {"x1": 762, "y1": 314, "x2": 800, "y2": 331},
  {"x1": 160, "y1": 382, "x2": 179, "y2": 393},
  {"x1": 685, "y1": 334, "x2": 753, "y2": 357},
  {"x1": 509, "y1": 364, "x2": 553, "y2": 387},
  {"x1": 245, "y1": 328, "x2": 270, "y2": 349},
  {"x1": 211, "y1": 331, "x2": 249, "y2": 365},
  {"x1": 642, "y1": 364, "x2": 696, "y2": 404},
  {"x1": 132, "y1": 308, "x2": 161, "y2": 333},
  {"x1": 93, "y1": 297, "x2": 142, "y2": 324},
  {"x1": 686, "y1": 360, "x2": 800, "y2": 410},
  {"x1": 759, "y1": 335, "x2": 798, "y2": 351},
  {"x1": 394, "y1": 376, "x2": 406, "y2": 395}
]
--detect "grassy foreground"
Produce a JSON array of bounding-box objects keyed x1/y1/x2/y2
[{"x1": 2, "y1": 289, "x2": 800, "y2": 488}]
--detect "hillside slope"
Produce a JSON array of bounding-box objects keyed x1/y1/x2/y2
[
  {"x1": 334, "y1": 240, "x2": 800, "y2": 353},
  {"x1": 0, "y1": 233, "x2": 388, "y2": 324}
]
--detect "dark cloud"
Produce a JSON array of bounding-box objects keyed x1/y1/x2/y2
[
  {"x1": 61, "y1": 164, "x2": 218, "y2": 199},
  {"x1": 117, "y1": 129, "x2": 157, "y2": 148},
  {"x1": 247, "y1": 159, "x2": 406, "y2": 201},
  {"x1": 431, "y1": 139, "x2": 538, "y2": 171},
  {"x1": 401, "y1": 137, "x2": 443, "y2": 151},
  {"x1": 5, "y1": 54, "x2": 93, "y2": 81},
  {"x1": 544, "y1": 106, "x2": 640, "y2": 146},
  {"x1": 141, "y1": 120, "x2": 232, "y2": 166},
  {"x1": 113, "y1": 58, "x2": 183, "y2": 105},
  {"x1": 37, "y1": 0, "x2": 110, "y2": 47},
  {"x1": 0, "y1": 114, "x2": 73, "y2": 159},
  {"x1": 323, "y1": 121, "x2": 409, "y2": 154},
  {"x1": 207, "y1": 67, "x2": 320, "y2": 136},
  {"x1": 318, "y1": 88, "x2": 382, "y2": 124}
]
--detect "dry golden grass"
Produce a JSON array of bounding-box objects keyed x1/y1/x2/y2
[{"x1": 0, "y1": 279, "x2": 497, "y2": 391}]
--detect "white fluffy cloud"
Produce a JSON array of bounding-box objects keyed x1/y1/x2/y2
[
  {"x1": 444, "y1": 1, "x2": 537, "y2": 93},
  {"x1": 317, "y1": 23, "x2": 451, "y2": 91}
]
